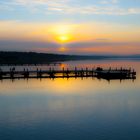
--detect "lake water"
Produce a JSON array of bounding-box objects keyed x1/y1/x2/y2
[{"x1": 0, "y1": 60, "x2": 140, "y2": 140}]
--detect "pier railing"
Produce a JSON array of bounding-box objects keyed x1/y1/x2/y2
[{"x1": 0, "y1": 67, "x2": 136, "y2": 81}]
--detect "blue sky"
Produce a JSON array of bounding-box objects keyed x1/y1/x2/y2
[{"x1": 0, "y1": 0, "x2": 140, "y2": 23}]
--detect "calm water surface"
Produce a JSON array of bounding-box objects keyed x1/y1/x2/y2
[{"x1": 0, "y1": 60, "x2": 140, "y2": 140}]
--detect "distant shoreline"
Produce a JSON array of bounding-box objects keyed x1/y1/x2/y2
[{"x1": 0, "y1": 51, "x2": 140, "y2": 65}]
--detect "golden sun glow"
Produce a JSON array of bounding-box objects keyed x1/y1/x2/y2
[
  {"x1": 58, "y1": 35, "x2": 70, "y2": 43},
  {"x1": 54, "y1": 25, "x2": 71, "y2": 35},
  {"x1": 49, "y1": 24, "x2": 73, "y2": 43}
]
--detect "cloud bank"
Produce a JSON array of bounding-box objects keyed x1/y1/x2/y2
[
  {"x1": 0, "y1": 0, "x2": 140, "y2": 15},
  {"x1": 0, "y1": 39, "x2": 140, "y2": 55}
]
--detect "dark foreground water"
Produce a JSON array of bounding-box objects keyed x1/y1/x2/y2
[{"x1": 0, "y1": 60, "x2": 140, "y2": 140}]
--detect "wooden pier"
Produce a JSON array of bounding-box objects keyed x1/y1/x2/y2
[{"x1": 0, "y1": 67, "x2": 136, "y2": 81}]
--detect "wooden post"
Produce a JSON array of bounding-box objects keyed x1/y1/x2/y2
[
  {"x1": 81, "y1": 68, "x2": 84, "y2": 77},
  {"x1": 0, "y1": 69, "x2": 2, "y2": 79},
  {"x1": 10, "y1": 71, "x2": 14, "y2": 79},
  {"x1": 39, "y1": 69, "x2": 42, "y2": 78},
  {"x1": 62, "y1": 67, "x2": 65, "y2": 77},
  {"x1": 92, "y1": 68, "x2": 94, "y2": 77},
  {"x1": 86, "y1": 67, "x2": 88, "y2": 76},
  {"x1": 66, "y1": 68, "x2": 69, "y2": 78},
  {"x1": 36, "y1": 68, "x2": 38, "y2": 78},
  {"x1": 26, "y1": 69, "x2": 29, "y2": 78},
  {"x1": 52, "y1": 68, "x2": 55, "y2": 78},
  {"x1": 75, "y1": 67, "x2": 77, "y2": 77}
]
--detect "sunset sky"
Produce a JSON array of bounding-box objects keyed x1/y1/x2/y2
[{"x1": 0, "y1": 0, "x2": 140, "y2": 54}]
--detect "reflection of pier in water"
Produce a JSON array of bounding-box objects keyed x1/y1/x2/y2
[{"x1": 0, "y1": 67, "x2": 136, "y2": 81}]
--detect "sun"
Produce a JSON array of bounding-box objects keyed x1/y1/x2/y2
[
  {"x1": 58, "y1": 35, "x2": 70, "y2": 43},
  {"x1": 50, "y1": 24, "x2": 73, "y2": 43}
]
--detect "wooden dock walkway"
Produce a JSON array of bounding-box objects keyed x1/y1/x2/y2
[{"x1": 0, "y1": 67, "x2": 136, "y2": 81}]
